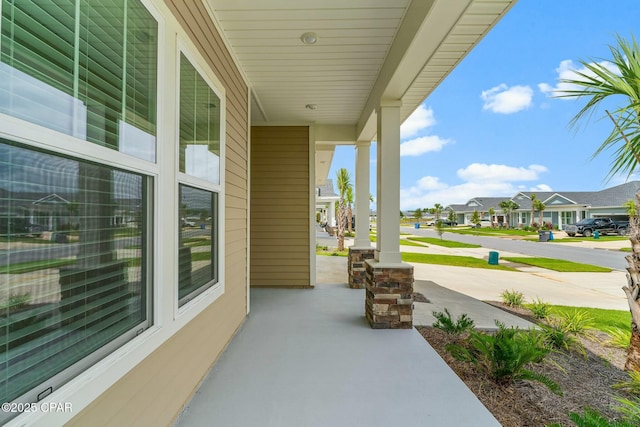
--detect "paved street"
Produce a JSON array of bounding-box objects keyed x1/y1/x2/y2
[{"x1": 402, "y1": 226, "x2": 630, "y2": 270}]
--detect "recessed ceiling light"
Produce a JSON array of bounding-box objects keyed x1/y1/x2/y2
[
  {"x1": 300, "y1": 32, "x2": 318, "y2": 45},
  {"x1": 305, "y1": 104, "x2": 317, "y2": 110}
]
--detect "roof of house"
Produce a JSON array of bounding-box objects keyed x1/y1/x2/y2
[
  {"x1": 317, "y1": 179, "x2": 339, "y2": 198},
  {"x1": 448, "y1": 181, "x2": 640, "y2": 212}
]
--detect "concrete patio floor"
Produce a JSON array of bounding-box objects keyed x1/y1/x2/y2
[{"x1": 174, "y1": 284, "x2": 500, "y2": 427}]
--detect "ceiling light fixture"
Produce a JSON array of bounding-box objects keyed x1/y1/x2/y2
[
  {"x1": 305, "y1": 104, "x2": 317, "y2": 110},
  {"x1": 300, "y1": 32, "x2": 318, "y2": 45}
]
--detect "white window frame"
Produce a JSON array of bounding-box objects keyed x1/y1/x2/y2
[{"x1": 174, "y1": 40, "x2": 226, "y2": 319}]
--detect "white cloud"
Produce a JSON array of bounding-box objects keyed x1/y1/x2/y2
[
  {"x1": 400, "y1": 163, "x2": 550, "y2": 209},
  {"x1": 538, "y1": 59, "x2": 619, "y2": 98},
  {"x1": 457, "y1": 163, "x2": 548, "y2": 182},
  {"x1": 481, "y1": 84, "x2": 534, "y2": 114},
  {"x1": 400, "y1": 135, "x2": 451, "y2": 157},
  {"x1": 401, "y1": 104, "x2": 436, "y2": 139}
]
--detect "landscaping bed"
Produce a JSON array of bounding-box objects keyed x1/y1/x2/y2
[{"x1": 417, "y1": 303, "x2": 633, "y2": 426}]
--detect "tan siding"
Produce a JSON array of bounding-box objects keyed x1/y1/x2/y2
[
  {"x1": 250, "y1": 126, "x2": 310, "y2": 287},
  {"x1": 67, "y1": 1, "x2": 249, "y2": 426}
]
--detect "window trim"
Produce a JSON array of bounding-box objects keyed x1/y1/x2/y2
[{"x1": 174, "y1": 40, "x2": 226, "y2": 318}]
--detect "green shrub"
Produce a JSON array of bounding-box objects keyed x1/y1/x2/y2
[
  {"x1": 529, "y1": 297, "x2": 550, "y2": 319},
  {"x1": 539, "y1": 323, "x2": 584, "y2": 355},
  {"x1": 556, "y1": 309, "x2": 595, "y2": 335},
  {"x1": 547, "y1": 407, "x2": 635, "y2": 427},
  {"x1": 432, "y1": 308, "x2": 475, "y2": 335},
  {"x1": 614, "y1": 370, "x2": 640, "y2": 396},
  {"x1": 501, "y1": 289, "x2": 524, "y2": 308},
  {"x1": 615, "y1": 397, "x2": 640, "y2": 425},
  {"x1": 445, "y1": 321, "x2": 561, "y2": 395},
  {"x1": 606, "y1": 327, "x2": 631, "y2": 349}
]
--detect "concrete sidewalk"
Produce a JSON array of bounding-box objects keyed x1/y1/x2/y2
[{"x1": 316, "y1": 227, "x2": 628, "y2": 331}]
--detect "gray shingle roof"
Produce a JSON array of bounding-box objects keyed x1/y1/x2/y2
[
  {"x1": 450, "y1": 181, "x2": 640, "y2": 212},
  {"x1": 317, "y1": 179, "x2": 338, "y2": 197}
]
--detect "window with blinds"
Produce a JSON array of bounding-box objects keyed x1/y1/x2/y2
[
  {"x1": 177, "y1": 53, "x2": 221, "y2": 307},
  {"x1": 0, "y1": 0, "x2": 158, "y2": 162},
  {"x1": 0, "y1": 140, "x2": 151, "y2": 418}
]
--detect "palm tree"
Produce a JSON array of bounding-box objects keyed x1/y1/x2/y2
[
  {"x1": 534, "y1": 199, "x2": 546, "y2": 228},
  {"x1": 346, "y1": 186, "x2": 354, "y2": 233},
  {"x1": 336, "y1": 168, "x2": 351, "y2": 251},
  {"x1": 499, "y1": 200, "x2": 519, "y2": 228},
  {"x1": 625, "y1": 199, "x2": 638, "y2": 219},
  {"x1": 488, "y1": 207, "x2": 496, "y2": 228},
  {"x1": 530, "y1": 194, "x2": 537, "y2": 227},
  {"x1": 558, "y1": 34, "x2": 640, "y2": 371},
  {"x1": 433, "y1": 203, "x2": 443, "y2": 223}
]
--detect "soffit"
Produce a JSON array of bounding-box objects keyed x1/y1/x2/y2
[{"x1": 207, "y1": 0, "x2": 515, "y2": 140}]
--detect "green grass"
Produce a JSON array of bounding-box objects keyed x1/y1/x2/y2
[
  {"x1": 0, "y1": 259, "x2": 76, "y2": 274},
  {"x1": 316, "y1": 249, "x2": 348, "y2": 257},
  {"x1": 449, "y1": 228, "x2": 536, "y2": 237},
  {"x1": 543, "y1": 305, "x2": 630, "y2": 334},
  {"x1": 407, "y1": 237, "x2": 481, "y2": 248},
  {"x1": 400, "y1": 239, "x2": 427, "y2": 247},
  {"x1": 501, "y1": 257, "x2": 612, "y2": 272},
  {"x1": 401, "y1": 252, "x2": 517, "y2": 271}
]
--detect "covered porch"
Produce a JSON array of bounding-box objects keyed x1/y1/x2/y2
[{"x1": 175, "y1": 283, "x2": 499, "y2": 426}]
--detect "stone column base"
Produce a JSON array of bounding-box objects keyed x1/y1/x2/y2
[
  {"x1": 365, "y1": 261, "x2": 414, "y2": 329},
  {"x1": 348, "y1": 247, "x2": 375, "y2": 289}
]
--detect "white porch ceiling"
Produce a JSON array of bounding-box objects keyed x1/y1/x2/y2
[{"x1": 207, "y1": 0, "x2": 516, "y2": 183}]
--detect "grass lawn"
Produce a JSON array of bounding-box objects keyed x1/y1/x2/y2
[
  {"x1": 316, "y1": 249, "x2": 348, "y2": 257},
  {"x1": 401, "y1": 252, "x2": 516, "y2": 271},
  {"x1": 400, "y1": 239, "x2": 428, "y2": 247},
  {"x1": 541, "y1": 305, "x2": 631, "y2": 333},
  {"x1": 526, "y1": 235, "x2": 629, "y2": 244},
  {"x1": 449, "y1": 227, "x2": 536, "y2": 237},
  {"x1": 407, "y1": 237, "x2": 481, "y2": 248},
  {"x1": 501, "y1": 257, "x2": 611, "y2": 272}
]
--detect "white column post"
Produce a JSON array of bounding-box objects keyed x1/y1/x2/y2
[
  {"x1": 354, "y1": 141, "x2": 371, "y2": 248},
  {"x1": 375, "y1": 101, "x2": 402, "y2": 264},
  {"x1": 329, "y1": 200, "x2": 336, "y2": 226}
]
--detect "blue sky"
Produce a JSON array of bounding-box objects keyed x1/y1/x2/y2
[{"x1": 328, "y1": 0, "x2": 640, "y2": 211}]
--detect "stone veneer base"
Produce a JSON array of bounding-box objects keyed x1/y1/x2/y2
[
  {"x1": 348, "y1": 247, "x2": 375, "y2": 289},
  {"x1": 365, "y1": 261, "x2": 414, "y2": 329}
]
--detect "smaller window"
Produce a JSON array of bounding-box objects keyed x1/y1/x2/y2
[
  {"x1": 179, "y1": 53, "x2": 221, "y2": 184},
  {"x1": 178, "y1": 184, "x2": 218, "y2": 306}
]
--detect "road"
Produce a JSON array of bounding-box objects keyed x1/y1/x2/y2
[{"x1": 403, "y1": 226, "x2": 629, "y2": 271}]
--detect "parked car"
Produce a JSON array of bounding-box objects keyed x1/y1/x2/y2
[
  {"x1": 438, "y1": 219, "x2": 457, "y2": 226},
  {"x1": 564, "y1": 217, "x2": 629, "y2": 237}
]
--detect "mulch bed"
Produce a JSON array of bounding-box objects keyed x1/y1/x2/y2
[{"x1": 416, "y1": 302, "x2": 633, "y2": 426}]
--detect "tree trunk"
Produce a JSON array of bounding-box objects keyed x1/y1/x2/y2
[
  {"x1": 347, "y1": 204, "x2": 353, "y2": 233},
  {"x1": 337, "y1": 200, "x2": 345, "y2": 251},
  {"x1": 624, "y1": 192, "x2": 640, "y2": 371}
]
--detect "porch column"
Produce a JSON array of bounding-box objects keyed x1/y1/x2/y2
[
  {"x1": 365, "y1": 101, "x2": 414, "y2": 329},
  {"x1": 348, "y1": 141, "x2": 373, "y2": 288},
  {"x1": 375, "y1": 101, "x2": 402, "y2": 264},
  {"x1": 328, "y1": 200, "x2": 336, "y2": 226},
  {"x1": 354, "y1": 141, "x2": 371, "y2": 248}
]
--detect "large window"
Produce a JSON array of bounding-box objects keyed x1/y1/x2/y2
[
  {"x1": 0, "y1": 0, "x2": 158, "y2": 162},
  {"x1": 0, "y1": 140, "x2": 151, "y2": 419},
  {"x1": 177, "y1": 53, "x2": 221, "y2": 306},
  {"x1": 0, "y1": 1, "x2": 156, "y2": 422}
]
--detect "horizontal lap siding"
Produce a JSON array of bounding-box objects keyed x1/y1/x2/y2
[
  {"x1": 250, "y1": 126, "x2": 310, "y2": 287},
  {"x1": 67, "y1": 1, "x2": 249, "y2": 426}
]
